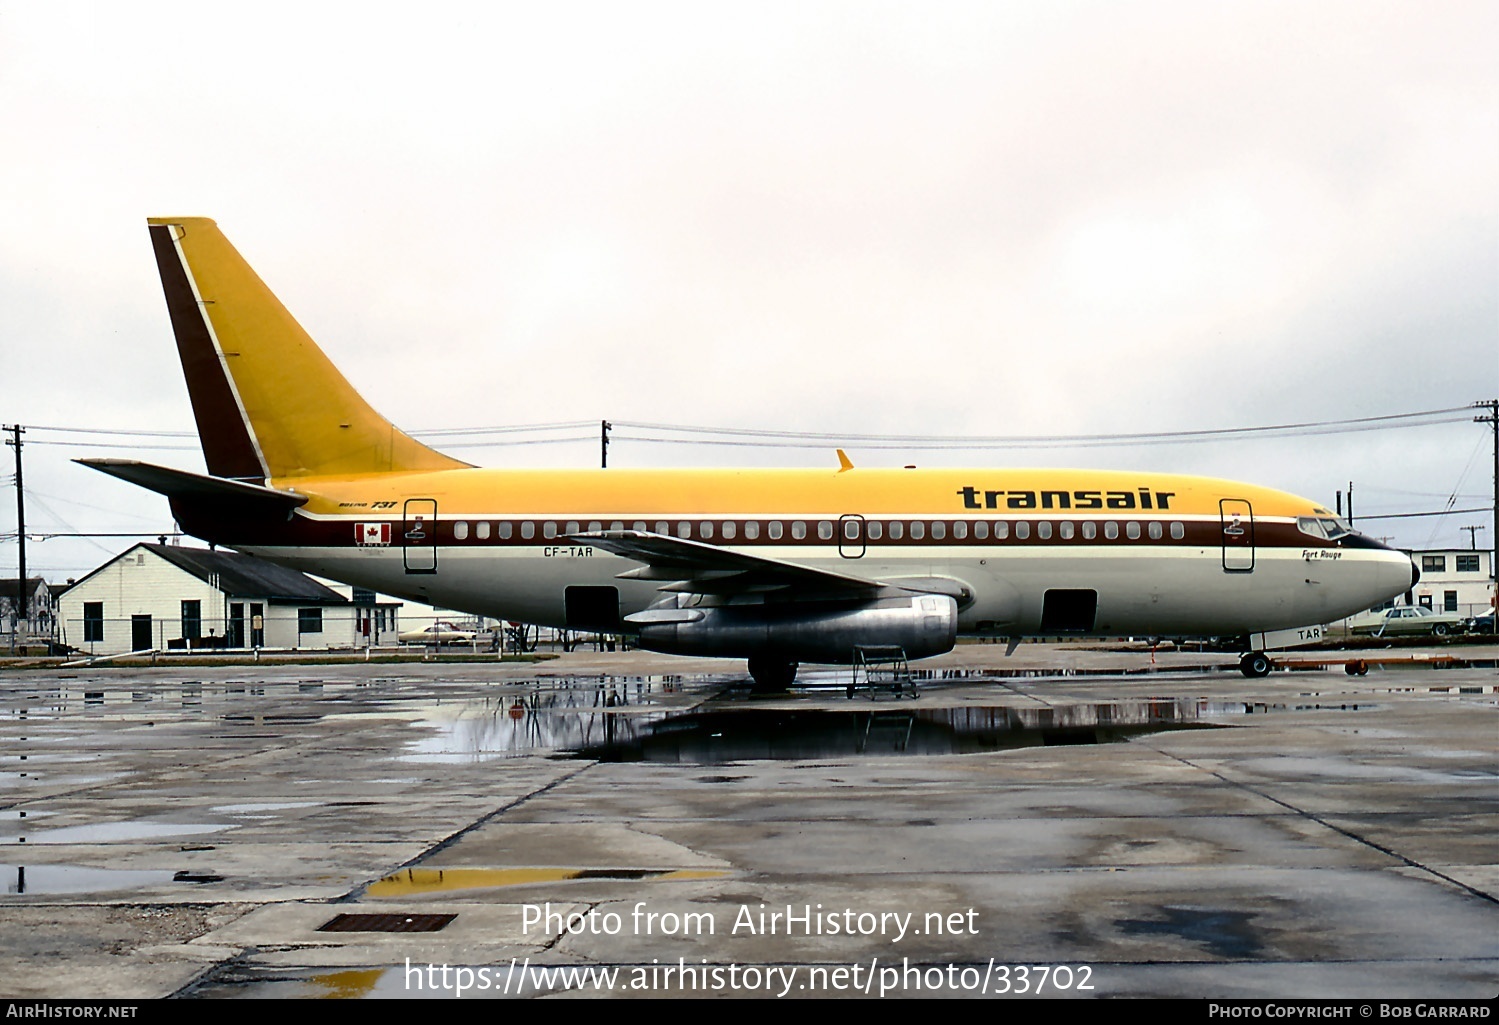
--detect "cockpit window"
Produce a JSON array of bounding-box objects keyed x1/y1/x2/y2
[
  {"x1": 1296, "y1": 517, "x2": 1328, "y2": 539},
  {"x1": 1320, "y1": 517, "x2": 1351, "y2": 539},
  {"x1": 1298, "y1": 516, "x2": 1353, "y2": 540}
]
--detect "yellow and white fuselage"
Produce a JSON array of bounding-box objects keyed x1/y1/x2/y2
[{"x1": 82, "y1": 218, "x2": 1416, "y2": 683}]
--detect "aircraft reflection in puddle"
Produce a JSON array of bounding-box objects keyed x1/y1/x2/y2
[{"x1": 402, "y1": 692, "x2": 1232, "y2": 764}]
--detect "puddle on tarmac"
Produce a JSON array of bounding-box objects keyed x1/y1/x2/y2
[
  {"x1": 3, "y1": 820, "x2": 234, "y2": 844},
  {"x1": 401, "y1": 697, "x2": 1259, "y2": 764},
  {"x1": 2, "y1": 864, "x2": 178, "y2": 894},
  {"x1": 366, "y1": 866, "x2": 729, "y2": 898}
]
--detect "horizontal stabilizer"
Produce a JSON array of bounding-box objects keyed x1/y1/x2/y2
[{"x1": 76, "y1": 459, "x2": 308, "y2": 510}]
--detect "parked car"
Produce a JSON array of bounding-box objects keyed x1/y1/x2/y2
[
  {"x1": 1465, "y1": 610, "x2": 1495, "y2": 635},
  {"x1": 398, "y1": 621, "x2": 478, "y2": 645},
  {"x1": 1346, "y1": 606, "x2": 1466, "y2": 637}
]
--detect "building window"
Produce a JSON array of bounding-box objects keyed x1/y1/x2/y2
[
  {"x1": 1444, "y1": 590, "x2": 1458, "y2": 612},
  {"x1": 181, "y1": 600, "x2": 201, "y2": 641},
  {"x1": 1421, "y1": 555, "x2": 1446, "y2": 572},
  {"x1": 1456, "y1": 555, "x2": 1480, "y2": 573},
  {"x1": 298, "y1": 608, "x2": 323, "y2": 634},
  {"x1": 83, "y1": 602, "x2": 104, "y2": 643},
  {"x1": 1418, "y1": 594, "x2": 1432, "y2": 609}
]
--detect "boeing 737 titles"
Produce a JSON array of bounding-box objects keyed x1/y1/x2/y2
[{"x1": 81, "y1": 218, "x2": 1417, "y2": 686}]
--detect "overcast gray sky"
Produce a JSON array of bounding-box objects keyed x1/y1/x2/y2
[{"x1": 2, "y1": 0, "x2": 1495, "y2": 579}]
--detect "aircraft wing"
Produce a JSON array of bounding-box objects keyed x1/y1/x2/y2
[{"x1": 569, "y1": 530, "x2": 886, "y2": 597}]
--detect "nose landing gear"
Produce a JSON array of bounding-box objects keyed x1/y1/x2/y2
[{"x1": 1239, "y1": 651, "x2": 1273, "y2": 678}]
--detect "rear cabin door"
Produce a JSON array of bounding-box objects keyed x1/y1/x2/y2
[
  {"x1": 403, "y1": 499, "x2": 438, "y2": 574},
  {"x1": 1220, "y1": 499, "x2": 1255, "y2": 572}
]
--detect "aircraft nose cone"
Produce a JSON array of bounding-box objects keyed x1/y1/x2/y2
[{"x1": 1410, "y1": 558, "x2": 1421, "y2": 589}]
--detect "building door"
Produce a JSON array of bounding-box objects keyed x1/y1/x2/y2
[
  {"x1": 403, "y1": 499, "x2": 439, "y2": 574},
  {"x1": 1220, "y1": 499, "x2": 1255, "y2": 572},
  {"x1": 131, "y1": 614, "x2": 153, "y2": 652},
  {"x1": 228, "y1": 603, "x2": 245, "y2": 647}
]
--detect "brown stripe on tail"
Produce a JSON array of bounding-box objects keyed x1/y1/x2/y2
[{"x1": 149, "y1": 222, "x2": 266, "y2": 480}]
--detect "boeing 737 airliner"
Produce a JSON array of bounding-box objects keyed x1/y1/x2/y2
[{"x1": 81, "y1": 218, "x2": 1417, "y2": 685}]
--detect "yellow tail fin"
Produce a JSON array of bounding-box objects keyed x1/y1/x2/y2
[{"x1": 147, "y1": 217, "x2": 469, "y2": 481}]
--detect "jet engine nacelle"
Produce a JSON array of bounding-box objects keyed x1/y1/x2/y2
[{"x1": 628, "y1": 594, "x2": 958, "y2": 663}]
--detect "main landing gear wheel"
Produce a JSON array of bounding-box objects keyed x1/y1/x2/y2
[
  {"x1": 747, "y1": 655, "x2": 798, "y2": 692},
  {"x1": 1239, "y1": 652, "x2": 1273, "y2": 678},
  {"x1": 1344, "y1": 660, "x2": 1370, "y2": 676}
]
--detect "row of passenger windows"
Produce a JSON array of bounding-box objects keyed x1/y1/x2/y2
[{"x1": 449, "y1": 519, "x2": 1190, "y2": 542}]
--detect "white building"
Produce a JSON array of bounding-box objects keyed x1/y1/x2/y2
[
  {"x1": 1407, "y1": 548, "x2": 1495, "y2": 619},
  {"x1": 57, "y1": 543, "x2": 361, "y2": 655},
  {"x1": 1, "y1": 577, "x2": 57, "y2": 648}
]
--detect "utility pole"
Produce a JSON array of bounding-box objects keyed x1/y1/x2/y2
[
  {"x1": 5, "y1": 425, "x2": 24, "y2": 653},
  {"x1": 1346, "y1": 481, "x2": 1354, "y2": 526},
  {"x1": 1460, "y1": 525, "x2": 1484, "y2": 551},
  {"x1": 1475, "y1": 399, "x2": 1498, "y2": 586},
  {"x1": 600, "y1": 419, "x2": 611, "y2": 469}
]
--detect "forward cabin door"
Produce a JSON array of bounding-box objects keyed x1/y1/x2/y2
[
  {"x1": 1220, "y1": 499, "x2": 1255, "y2": 572},
  {"x1": 403, "y1": 499, "x2": 438, "y2": 574}
]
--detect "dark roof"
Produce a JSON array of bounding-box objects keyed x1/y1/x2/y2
[
  {"x1": 142, "y1": 545, "x2": 349, "y2": 605},
  {"x1": 0, "y1": 578, "x2": 49, "y2": 600}
]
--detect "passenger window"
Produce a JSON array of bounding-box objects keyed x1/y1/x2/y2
[
  {"x1": 745, "y1": 521, "x2": 760, "y2": 539},
  {"x1": 889, "y1": 521, "x2": 903, "y2": 540},
  {"x1": 1126, "y1": 521, "x2": 1141, "y2": 539},
  {"x1": 1082, "y1": 521, "x2": 1096, "y2": 539},
  {"x1": 521, "y1": 521, "x2": 535, "y2": 539},
  {"x1": 843, "y1": 520, "x2": 859, "y2": 540},
  {"x1": 701, "y1": 521, "x2": 714, "y2": 539},
  {"x1": 565, "y1": 521, "x2": 580, "y2": 535},
  {"x1": 818, "y1": 521, "x2": 833, "y2": 540},
  {"x1": 792, "y1": 521, "x2": 807, "y2": 539},
  {"x1": 1060, "y1": 521, "x2": 1074, "y2": 539},
  {"x1": 994, "y1": 521, "x2": 1008, "y2": 539},
  {"x1": 1037, "y1": 521, "x2": 1052, "y2": 540},
  {"x1": 953, "y1": 521, "x2": 967, "y2": 540},
  {"x1": 1104, "y1": 521, "x2": 1118, "y2": 540},
  {"x1": 609, "y1": 521, "x2": 622, "y2": 531},
  {"x1": 655, "y1": 521, "x2": 669, "y2": 535},
  {"x1": 678, "y1": 521, "x2": 691, "y2": 538},
  {"x1": 974, "y1": 521, "x2": 989, "y2": 540},
  {"x1": 1171, "y1": 522, "x2": 1184, "y2": 539},
  {"x1": 911, "y1": 521, "x2": 926, "y2": 540},
  {"x1": 498, "y1": 522, "x2": 512, "y2": 539},
  {"x1": 633, "y1": 521, "x2": 646, "y2": 532},
  {"x1": 1015, "y1": 521, "x2": 1030, "y2": 540},
  {"x1": 868, "y1": 521, "x2": 882, "y2": 540},
  {"x1": 476, "y1": 521, "x2": 490, "y2": 539},
  {"x1": 722, "y1": 521, "x2": 736, "y2": 539},
  {"x1": 1148, "y1": 521, "x2": 1163, "y2": 540},
  {"x1": 769, "y1": 521, "x2": 783, "y2": 540},
  {"x1": 454, "y1": 521, "x2": 469, "y2": 540},
  {"x1": 543, "y1": 522, "x2": 557, "y2": 539}
]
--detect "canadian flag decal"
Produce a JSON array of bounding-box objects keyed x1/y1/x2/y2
[{"x1": 356, "y1": 522, "x2": 392, "y2": 546}]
